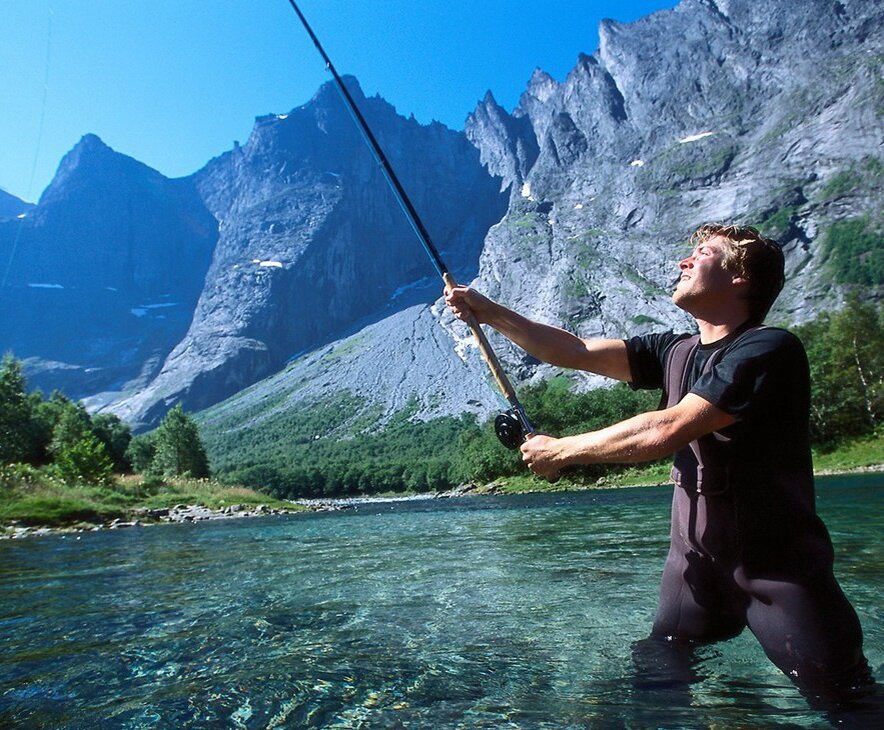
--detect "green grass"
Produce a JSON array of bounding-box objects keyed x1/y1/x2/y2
[
  {"x1": 813, "y1": 432, "x2": 884, "y2": 473},
  {"x1": 0, "y1": 496, "x2": 124, "y2": 527},
  {"x1": 488, "y1": 461, "x2": 673, "y2": 494},
  {"x1": 0, "y1": 467, "x2": 303, "y2": 530}
]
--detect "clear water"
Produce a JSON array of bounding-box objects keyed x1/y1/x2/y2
[{"x1": 0, "y1": 475, "x2": 881, "y2": 728}]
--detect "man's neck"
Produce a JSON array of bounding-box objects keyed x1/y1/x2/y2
[{"x1": 694, "y1": 313, "x2": 753, "y2": 344}]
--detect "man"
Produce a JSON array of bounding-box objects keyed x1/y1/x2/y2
[{"x1": 445, "y1": 223, "x2": 872, "y2": 702}]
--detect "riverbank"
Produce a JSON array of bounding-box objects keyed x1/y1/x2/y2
[
  {"x1": 3, "y1": 434, "x2": 881, "y2": 538},
  {"x1": 0, "y1": 469, "x2": 306, "y2": 540}
]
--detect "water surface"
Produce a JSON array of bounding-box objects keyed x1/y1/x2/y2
[{"x1": 1, "y1": 475, "x2": 881, "y2": 728}]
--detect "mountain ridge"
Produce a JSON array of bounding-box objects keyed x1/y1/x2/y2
[{"x1": 1, "y1": 0, "x2": 881, "y2": 445}]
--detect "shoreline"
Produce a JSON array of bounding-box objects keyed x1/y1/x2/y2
[
  {"x1": 0, "y1": 502, "x2": 296, "y2": 541},
  {"x1": 3, "y1": 465, "x2": 882, "y2": 540}
]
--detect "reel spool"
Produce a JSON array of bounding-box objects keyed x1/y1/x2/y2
[{"x1": 495, "y1": 410, "x2": 526, "y2": 450}]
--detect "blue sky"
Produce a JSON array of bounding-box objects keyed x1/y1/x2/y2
[{"x1": 2, "y1": 0, "x2": 677, "y2": 203}]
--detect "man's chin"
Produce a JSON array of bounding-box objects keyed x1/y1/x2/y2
[{"x1": 672, "y1": 290, "x2": 691, "y2": 312}]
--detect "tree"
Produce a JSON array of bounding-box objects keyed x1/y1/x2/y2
[
  {"x1": 796, "y1": 296, "x2": 884, "y2": 444},
  {"x1": 152, "y1": 405, "x2": 210, "y2": 478},
  {"x1": 29, "y1": 391, "x2": 75, "y2": 465},
  {"x1": 125, "y1": 432, "x2": 157, "y2": 474},
  {"x1": 0, "y1": 354, "x2": 33, "y2": 463},
  {"x1": 48, "y1": 401, "x2": 93, "y2": 457},
  {"x1": 47, "y1": 405, "x2": 115, "y2": 485},
  {"x1": 91, "y1": 413, "x2": 132, "y2": 472}
]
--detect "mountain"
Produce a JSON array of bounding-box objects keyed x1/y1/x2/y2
[
  {"x1": 199, "y1": 0, "x2": 883, "y2": 457},
  {"x1": 1, "y1": 0, "x2": 881, "y2": 451},
  {"x1": 0, "y1": 189, "x2": 33, "y2": 220},
  {"x1": 0, "y1": 134, "x2": 217, "y2": 400},
  {"x1": 107, "y1": 78, "x2": 508, "y2": 428},
  {"x1": 0, "y1": 79, "x2": 507, "y2": 428},
  {"x1": 460, "y1": 0, "x2": 883, "y2": 340}
]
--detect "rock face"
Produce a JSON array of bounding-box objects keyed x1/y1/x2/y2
[
  {"x1": 109, "y1": 78, "x2": 507, "y2": 427},
  {"x1": 452, "y1": 0, "x2": 883, "y2": 388},
  {"x1": 1, "y1": 0, "x2": 881, "y2": 437},
  {"x1": 0, "y1": 135, "x2": 217, "y2": 401}
]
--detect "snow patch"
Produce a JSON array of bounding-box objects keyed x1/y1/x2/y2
[
  {"x1": 520, "y1": 182, "x2": 533, "y2": 199},
  {"x1": 630, "y1": 159, "x2": 645, "y2": 167},
  {"x1": 253, "y1": 259, "x2": 283, "y2": 268},
  {"x1": 453, "y1": 333, "x2": 478, "y2": 362},
  {"x1": 679, "y1": 131, "x2": 715, "y2": 144}
]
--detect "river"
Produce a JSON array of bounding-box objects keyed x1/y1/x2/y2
[{"x1": 1, "y1": 474, "x2": 881, "y2": 728}]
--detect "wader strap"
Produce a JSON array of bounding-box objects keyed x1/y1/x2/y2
[
  {"x1": 663, "y1": 335, "x2": 700, "y2": 410},
  {"x1": 663, "y1": 327, "x2": 767, "y2": 493}
]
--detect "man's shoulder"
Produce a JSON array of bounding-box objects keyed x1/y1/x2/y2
[
  {"x1": 720, "y1": 325, "x2": 807, "y2": 367},
  {"x1": 730, "y1": 325, "x2": 804, "y2": 351}
]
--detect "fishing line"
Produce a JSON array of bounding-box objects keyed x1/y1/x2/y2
[{"x1": 2, "y1": 7, "x2": 53, "y2": 290}]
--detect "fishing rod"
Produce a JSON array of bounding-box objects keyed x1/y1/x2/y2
[{"x1": 286, "y1": 0, "x2": 534, "y2": 450}]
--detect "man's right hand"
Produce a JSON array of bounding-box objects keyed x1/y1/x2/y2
[{"x1": 444, "y1": 284, "x2": 492, "y2": 324}]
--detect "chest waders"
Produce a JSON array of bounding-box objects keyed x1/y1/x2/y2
[{"x1": 651, "y1": 329, "x2": 871, "y2": 698}]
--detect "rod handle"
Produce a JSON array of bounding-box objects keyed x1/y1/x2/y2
[{"x1": 443, "y1": 274, "x2": 520, "y2": 402}]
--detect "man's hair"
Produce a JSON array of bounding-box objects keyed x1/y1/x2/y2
[{"x1": 691, "y1": 223, "x2": 786, "y2": 322}]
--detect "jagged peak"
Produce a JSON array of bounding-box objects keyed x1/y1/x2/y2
[
  {"x1": 38, "y1": 134, "x2": 162, "y2": 206},
  {"x1": 469, "y1": 90, "x2": 507, "y2": 122},
  {"x1": 520, "y1": 68, "x2": 559, "y2": 108},
  {"x1": 527, "y1": 67, "x2": 557, "y2": 88},
  {"x1": 76, "y1": 132, "x2": 110, "y2": 151}
]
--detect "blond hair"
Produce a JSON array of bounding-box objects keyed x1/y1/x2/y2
[{"x1": 691, "y1": 224, "x2": 786, "y2": 322}]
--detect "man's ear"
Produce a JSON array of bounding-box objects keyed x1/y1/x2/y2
[{"x1": 731, "y1": 275, "x2": 749, "y2": 288}]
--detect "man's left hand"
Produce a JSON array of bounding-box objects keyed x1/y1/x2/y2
[{"x1": 520, "y1": 434, "x2": 565, "y2": 479}]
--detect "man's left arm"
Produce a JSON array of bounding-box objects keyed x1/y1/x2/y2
[{"x1": 520, "y1": 394, "x2": 736, "y2": 479}]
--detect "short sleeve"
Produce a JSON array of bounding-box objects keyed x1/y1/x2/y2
[{"x1": 625, "y1": 331, "x2": 688, "y2": 390}]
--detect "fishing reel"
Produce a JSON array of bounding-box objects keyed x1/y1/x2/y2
[{"x1": 495, "y1": 407, "x2": 532, "y2": 450}]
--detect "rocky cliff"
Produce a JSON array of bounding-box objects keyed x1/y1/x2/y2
[
  {"x1": 104, "y1": 78, "x2": 507, "y2": 428},
  {"x1": 0, "y1": 134, "x2": 217, "y2": 400},
  {"x1": 200, "y1": 0, "x2": 882, "y2": 441},
  {"x1": 464, "y1": 0, "x2": 882, "y2": 344},
  {"x1": 2, "y1": 0, "x2": 881, "y2": 439}
]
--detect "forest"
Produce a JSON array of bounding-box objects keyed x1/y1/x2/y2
[{"x1": 1, "y1": 297, "x2": 881, "y2": 504}]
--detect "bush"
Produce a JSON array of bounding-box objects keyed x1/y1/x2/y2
[
  {"x1": 50, "y1": 434, "x2": 115, "y2": 486},
  {"x1": 822, "y1": 218, "x2": 884, "y2": 286}
]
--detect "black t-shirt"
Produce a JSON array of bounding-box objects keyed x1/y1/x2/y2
[
  {"x1": 626, "y1": 326, "x2": 812, "y2": 449},
  {"x1": 624, "y1": 326, "x2": 833, "y2": 577}
]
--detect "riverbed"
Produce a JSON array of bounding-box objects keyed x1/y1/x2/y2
[{"x1": 0, "y1": 474, "x2": 881, "y2": 728}]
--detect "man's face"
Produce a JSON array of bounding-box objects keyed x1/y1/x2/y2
[{"x1": 672, "y1": 235, "x2": 739, "y2": 312}]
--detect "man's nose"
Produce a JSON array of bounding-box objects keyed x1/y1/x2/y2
[{"x1": 679, "y1": 256, "x2": 693, "y2": 269}]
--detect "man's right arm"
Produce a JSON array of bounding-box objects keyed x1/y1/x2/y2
[{"x1": 444, "y1": 285, "x2": 632, "y2": 382}]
